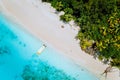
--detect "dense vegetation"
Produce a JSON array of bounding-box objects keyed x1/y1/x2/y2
[{"x1": 42, "y1": 0, "x2": 120, "y2": 68}]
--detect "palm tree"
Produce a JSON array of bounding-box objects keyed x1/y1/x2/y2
[{"x1": 101, "y1": 66, "x2": 112, "y2": 79}]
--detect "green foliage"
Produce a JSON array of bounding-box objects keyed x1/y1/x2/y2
[
  {"x1": 51, "y1": 1, "x2": 63, "y2": 11},
  {"x1": 64, "y1": 8, "x2": 73, "y2": 14},
  {"x1": 42, "y1": 0, "x2": 52, "y2": 2},
  {"x1": 111, "y1": 59, "x2": 120, "y2": 68},
  {"x1": 80, "y1": 39, "x2": 93, "y2": 50},
  {"x1": 43, "y1": 0, "x2": 120, "y2": 68},
  {"x1": 60, "y1": 14, "x2": 74, "y2": 22}
]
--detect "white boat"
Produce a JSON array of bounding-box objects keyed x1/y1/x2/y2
[{"x1": 37, "y1": 44, "x2": 47, "y2": 55}]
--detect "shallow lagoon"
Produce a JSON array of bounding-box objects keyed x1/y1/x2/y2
[{"x1": 0, "y1": 13, "x2": 99, "y2": 80}]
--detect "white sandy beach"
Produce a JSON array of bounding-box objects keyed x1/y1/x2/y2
[{"x1": 0, "y1": 0, "x2": 120, "y2": 80}]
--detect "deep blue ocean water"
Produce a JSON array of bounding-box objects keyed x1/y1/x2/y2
[{"x1": 0, "y1": 13, "x2": 99, "y2": 80}]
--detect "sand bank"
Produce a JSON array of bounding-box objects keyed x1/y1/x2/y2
[{"x1": 0, "y1": 0, "x2": 119, "y2": 80}]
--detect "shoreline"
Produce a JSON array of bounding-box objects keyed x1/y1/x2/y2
[{"x1": 0, "y1": 0, "x2": 120, "y2": 80}]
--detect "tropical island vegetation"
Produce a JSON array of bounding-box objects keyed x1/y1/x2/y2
[{"x1": 42, "y1": 0, "x2": 120, "y2": 69}]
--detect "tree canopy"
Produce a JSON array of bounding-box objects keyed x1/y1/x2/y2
[{"x1": 42, "y1": 0, "x2": 120, "y2": 68}]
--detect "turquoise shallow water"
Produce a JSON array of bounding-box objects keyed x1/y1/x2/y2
[{"x1": 0, "y1": 13, "x2": 99, "y2": 80}]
